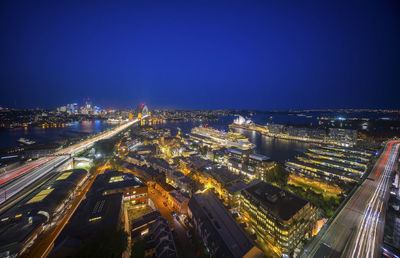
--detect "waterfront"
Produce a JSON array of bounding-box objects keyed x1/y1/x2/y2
[
  {"x1": 0, "y1": 120, "x2": 116, "y2": 150},
  {"x1": 156, "y1": 115, "x2": 313, "y2": 163}
]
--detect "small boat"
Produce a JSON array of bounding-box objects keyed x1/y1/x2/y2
[{"x1": 17, "y1": 137, "x2": 36, "y2": 145}]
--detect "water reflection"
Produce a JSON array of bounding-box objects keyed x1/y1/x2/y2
[
  {"x1": 155, "y1": 117, "x2": 312, "y2": 163},
  {"x1": 0, "y1": 120, "x2": 114, "y2": 150}
]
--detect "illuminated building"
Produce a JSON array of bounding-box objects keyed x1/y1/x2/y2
[
  {"x1": 194, "y1": 165, "x2": 245, "y2": 204},
  {"x1": 135, "y1": 144, "x2": 158, "y2": 156},
  {"x1": 167, "y1": 190, "x2": 189, "y2": 214},
  {"x1": 155, "y1": 180, "x2": 176, "y2": 198},
  {"x1": 226, "y1": 149, "x2": 275, "y2": 181},
  {"x1": 144, "y1": 156, "x2": 172, "y2": 175},
  {"x1": 181, "y1": 155, "x2": 252, "y2": 206},
  {"x1": 328, "y1": 128, "x2": 357, "y2": 147},
  {"x1": 188, "y1": 190, "x2": 263, "y2": 258},
  {"x1": 190, "y1": 125, "x2": 255, "y2": 150},
  {"x1": 205, "y1": 149, "x2": 226, "y2": 163},
  {"x1": 158, "y1": 136, "x2": 184, "y2": 158},
  {"x1": 226, "y1": 148, "x2": 252, "y2": 162},
  {"x1": 90, "y1": 170, "x2": 148, "y2": 204},
  {"x1": 126, "y1": 153, "x2": 146, "y2": 166},
  {"x1": 286, "y1": 146, "x2": 373, "y2": 183},
  {"x1": 266, "y1": 123, "x2": 284, "y2": 135},
  {"x1": 284, "y1": 126, "x2": 326, "y2": 141},
  {"x1": 181, "y1": 155, "x2": 215, "y2": 174},
  {"x1": 232, "y1": 117, "x2": 358, "y2": 147},
  {"x1": 124, "y1": 164, "x2": 162, "y2": 186},
  {"x1": 286, "y1": 160, "x2": 360, "y2": 182},
  {"x1": 225, "y1": 180, "x2": 259, "y2": 207},
  {"x1": 240, "y1": 181, "x2": 317, "y2": 257},
  {"x1": 233, "y1": 115, "x2": 254, "y2": 126},
  {"x1": 166, "y1": 170, "x2": 193, "y2": 193}
]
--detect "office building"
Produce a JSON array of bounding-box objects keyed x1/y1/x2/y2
[{"x1": 240, "y1": 181, "x2": 317, "y2": 256}]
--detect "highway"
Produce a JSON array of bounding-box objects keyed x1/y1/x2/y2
[
  {"x1": 0, "y1": 117, "x2": 143, "y2": 206},
  {"x1": 302, "y1": 140, "x2": 400, "y2": 258}
]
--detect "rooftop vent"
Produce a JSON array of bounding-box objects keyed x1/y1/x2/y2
[{"x1": 266, "y1": 193, "x2": 278, "y2": 203}]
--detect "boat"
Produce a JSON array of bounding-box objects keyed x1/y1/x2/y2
[
  {"x1": 190, "y1": 125, "x2": 255, "y2": 150},
  {"x1": 17, "y1": 138, "x2": 36, "y2": 145}
]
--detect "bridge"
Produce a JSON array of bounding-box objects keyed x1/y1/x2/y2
[{"x1": 0, "y1": 116, "x2": 146, "y2": 205}]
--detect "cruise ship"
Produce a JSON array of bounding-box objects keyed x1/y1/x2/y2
[{"x1": 189, "y1": 125, "x2": 255, "y2": 150}]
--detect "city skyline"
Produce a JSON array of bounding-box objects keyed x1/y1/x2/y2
[
  {"x1": 1, "y1": 1, "x2": 400, "y2": 110},
  {"x1": 1, "y1": 1, "x2": 400, "y2": 257}
]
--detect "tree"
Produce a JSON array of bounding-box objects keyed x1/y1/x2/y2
[
  {"x1": 131, "y1": 239, "x2": 146, "y2": 258},
  {"x1": 110, "y1": 157, "x2": 122, "y2": 170},
  {"x1": 265, "y1": 163, "x2": 289, "y2": 187},
  {"x1": 93, "y1": 136, "x2": 120, "y2": 158},
  {"x1": 77, "y1": 227, "x2": 128, "y2": 258}
]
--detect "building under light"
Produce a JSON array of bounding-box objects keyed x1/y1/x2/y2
[
  {"x1": 90, "y1": 170, "x2": 148, "y2": 204},
  {"x1": 226, "y1": 148, "x2": 275, "y2": 181},
  {"x1": 240, "y1": 181, "x2": 317, "y2": 257}
]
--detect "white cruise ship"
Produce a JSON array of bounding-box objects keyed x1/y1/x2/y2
[{"x1": 190, "y1": 125, "x2": 255, "y2": 150}]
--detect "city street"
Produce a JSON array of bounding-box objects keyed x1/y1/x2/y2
[{"x1": 148, "y1": 186, "x2": 203, "y2": 257}]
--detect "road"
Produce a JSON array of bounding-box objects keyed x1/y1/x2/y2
[
  {"x1": 0, "y1": 117, "x2": 143, "y2": 205},
  {"x1": 0, "y1": 156, "x2": 66, "y2": 204},
  {"x1": 148, "y1": 186, "x2": 195, "y2": 257},
  {"x1": 302, "y1": 140, "x2": 400, "y2": 258}
]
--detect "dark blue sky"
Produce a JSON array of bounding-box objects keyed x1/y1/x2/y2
[{"x1": 0, "y1": 1, "x2": 399, "y2": 110}]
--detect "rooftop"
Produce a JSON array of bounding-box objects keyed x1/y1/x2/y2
[
  {"x1": 131, "y1": 210, "x2": 178, "y2": 258},
  {"x1": 228, "y1": 148, "x2": 243, "y2": 155},
  {"x1": 3, "y1": 169, "x2": 88, "y2": 218},
  {"x1": 0, "y1": 169, "x2": 88, "y2": 255},
  {"x1": 186, "y1": 155, "x2": 215, "y2": 168},
  {"x1": 169, "y1": 191, "x2": 188, "y2": 204},
  {"x1": 54, "y1": 193, "x2": 123, "y2": 248},
  {"x1": 249, "y1": 153, "x2": 270, "y2": 161},
  {"x1": 0, "y1": 215, "x2": 46, "y2": 255},
  {"x1": 286, "y1": 159, "x2": 359, "y2": 180},
  {"x1": 90, "y1": 170, "x2": 146, "y2": 195},
  {"x1": 145, "y1": 156, "x2": 171, "y2": 170},
  {"x1": 172, "y1": 170, "x2": 184, "y2": 178},
  {"x1": 189, "y1": 190, "x2": 257, "y2": 257},
  {"x1": 178, "y1": 176, "x2": 192, "y2": 184},
  {"x1": 204, "y1": 166, "x2": 243, "y2": 186},
  {"x1": 225, "y1": 180, "x2": 259, "y2": 194},
  {"x1": 131, "y1": 211, "x2": 162, "y2": 233},
  {"x1": 242, "y1": 181, "x2": 310, "y2": 221},
  {"x1": 157, "y1": 180, "x2": 176, "y2": 192}
]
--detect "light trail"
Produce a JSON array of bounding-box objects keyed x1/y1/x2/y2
[
  {"x1": 0, "y1": 117, "x2": 144, "y2": 205},
  {"x1": 301, "y1": 140, "x2": 400, "y2": 258},
  {"x1": 348, "y1": 141, "x2": 399, "y2": 258}
]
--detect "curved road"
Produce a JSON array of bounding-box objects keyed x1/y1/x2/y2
[{"x1": 302, "y1": 140, "x2": 400, "y2": 258}]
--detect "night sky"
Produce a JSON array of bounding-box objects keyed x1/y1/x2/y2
[{"x1": 0, "y1": 1, "x2": 399, "y2": 110}]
